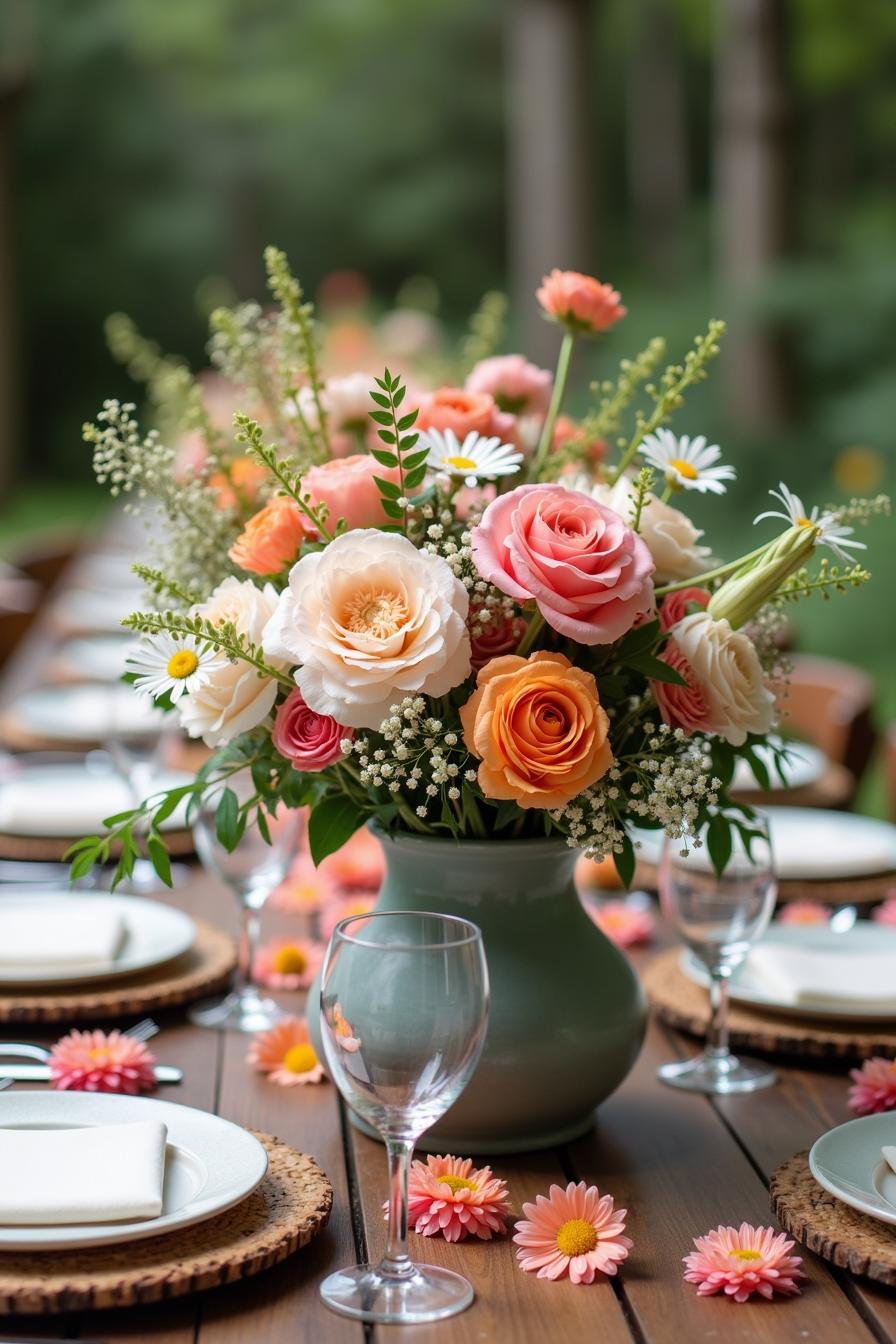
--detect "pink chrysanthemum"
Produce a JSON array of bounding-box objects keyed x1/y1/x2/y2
[
  {"x1": 49, "y1": 1029, "x2": 157, "y2": 1095},
  {"x1": 247, "y1": 1016, "x2": 325, "y2": 1086},
  {"x1": 319, "y1": 893, "x2": 377, "y2": 941},
  {"x1": 872, "y1": 895, "x2": 896, "y2": 927},
  {"x1": 683, "y1": 1222, "x2": 805, "y2": 1302},
  {"x1": 384, "y1": 1154, "x2": 510, "y2": 1242},
  {"x1": 268, "y1": 853, "x2": 338, "y2": 915},
  {"x1": 252, "y1": 935, "x2": 323, "y2": 990},
  {"x1": 776, "y1": 900, "x2": 831, "y2": 927},
  {"x1": 320, "y1": 826, "x2": 385, "y2": 892},
  {"x1": 589, "y1": 900, "x2": 655, "y2": 949},
  {"x1": 514, "y1": 1181, "x2": 632, "y2": 1284},
  {"x1": 849, "y1": 1056, "x2": 896, "y2": 1115}
]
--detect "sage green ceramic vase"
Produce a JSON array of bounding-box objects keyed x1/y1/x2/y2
[{"x1": 310, "y1": 826, "x2": 646, "y2": 1155}]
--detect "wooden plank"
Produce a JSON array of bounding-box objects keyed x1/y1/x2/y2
[
  {"x1": 347, "y1": 1121, "x2": 634, "y2": 1344},
  {"x1": 568, "y1": 1017, "x2": 879, "y2": 1343}
]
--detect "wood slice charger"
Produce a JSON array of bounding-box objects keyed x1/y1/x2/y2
[{"x1": 0, "y1": 1133, "x2": 333, "y2": 1313}]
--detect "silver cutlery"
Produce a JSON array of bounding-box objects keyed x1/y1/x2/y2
[{"x1": 0, "y1": 1017, "x2": 181, "y2": 1084}]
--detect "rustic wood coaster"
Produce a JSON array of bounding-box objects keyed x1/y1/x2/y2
[
  {"x1": 771, "y1": 1150, "x2": 896, "y2": 1286},
  {"x1": 0, "y1": 826, "x2": 195, "y2": 863},
  {"x1": 644, "y1": 948, "x2": 896, "y2": 1062},
  {"x1": 634, "y1": 859, "x2": 896, "y2": 907},
  {"x1": 0, "y1": 1131, "x2": 333, "y2": 1314},
  {"x1": 0, "y1": 920, "x2": 236, "y2": 1024}
]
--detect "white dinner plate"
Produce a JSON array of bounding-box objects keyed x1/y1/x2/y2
[
  {"x1": 8, "y1": 683, "x2": 165, "y2": 744},
  {"x1": 635, "y1": 807, "x2": 896, "y2": 880},
  {"x1": 0, "y1": 890, "x2": 196, "y2": 984},
  {"x1": 0, "y1": 761, "x2": 191, "y2": 837},
  {"x1": 0, "y1": 1092, "x2": 268, "y2": 1249},
  {"x1": 681, "y1": 923, "x2": 896, "y2": 1022},
  {"x1": 50, "y1": 634, "x2": 137, "y2": 684},
  {"x1": 731, "y1": 738, "x2": 826, "y2": 793},
  {"x1": 50, "y1": 587, "x2": 138, "y2": 636},
  {"x1": 810, "y1": 1113, "x2": 896, "y2": 1228}
]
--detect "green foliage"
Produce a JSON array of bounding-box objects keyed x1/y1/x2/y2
[{"x1": 369, "y1": 369, "x2": 423, "y2": 531}]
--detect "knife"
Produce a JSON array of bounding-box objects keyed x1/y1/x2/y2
[{"x1": 0, "y1": 1063, "x2": 182, "y2": 1084}]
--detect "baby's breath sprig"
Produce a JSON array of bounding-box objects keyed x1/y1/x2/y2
[
  {"x1": 610, "y1": 320, "x2": 726, "y2": 482},
  {"x1": 776, "y1": 558, "x2": 872, "y2": 603},
  {"x1": 264, "y1": 245, "x2": 332, "y2": 460},
  {"x1": 131, "y1": 564, "x2": 201, "y2": 610},
  {"x1": 121, "y1": 609, "x2": 295, "y2": 689},
  {"x1": 234, "y1": 413, "x2": 334, "y2": 541},
  {"x1": 459, "y1": 290, "x2": 508, "y2": 372},
  {"x1": 824, "y1": 493, "x2": 891, "y2": 526},
  {"x1": 585, "y1": 336, "x2": 666, "y2": 444}
]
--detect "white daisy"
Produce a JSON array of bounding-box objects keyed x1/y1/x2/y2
[
  {"x1": 421, "y1": 429, "x2": 523, "y2": 488},
  {"x1": 126, "y1": 633, "x2": 226, "y2": 703},
  {"x1": 638, "y1": 428, "x2": 736, "y2": 495},
  {"x1": 754, "y1": 482, "x2": 866, "y2": 565}
]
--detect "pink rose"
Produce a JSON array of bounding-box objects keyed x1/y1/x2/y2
[
  {"x1": 650, "y1": 641, "x2": 712, "y2": 735},
  {"x1": 469, "y1": 604, "x2": 527, "y2": 671},
  {"x1": 272, "y1": 688, "x2": 352, "y2": 771},
  {"x1": 659, "y1": 586, "x2": 710, "y2": 631},
  {"x1": 465, "y1": 355, "x2": 552, "y2": 416},
  {"x1": 536, "y1": 269, "x2": 626, "y2": 334},
  {"x1": 303, "y1": 454, "x2": 400, "y2": 532},
  {"x1": 416, "y1": 387, "x2": 520, "y2": 448},
  {"x1": 472, "y1": 484, "x2": 655, "y2": 646}
]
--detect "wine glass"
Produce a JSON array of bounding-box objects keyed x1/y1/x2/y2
[
  {"x1": 657, "y1": 813, "x2": 777, "y2": 1094},
  {"x1": 188, "y1": 774, "x2": 303, "y2": 1032},
  {"x1": 319, "y1": 911, "x2": 489, "y2": 1325}
]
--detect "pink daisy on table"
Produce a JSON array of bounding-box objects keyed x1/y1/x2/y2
[
  {"x1": 589, "y1": 900, "x2": 655, "y2": 949},
  {"x1": 319, "y1": 826, "x2": 385, "y2": 892},
  {"x1": 247, "y1": 1016, "x2": 325, "y2": 1086},
  {"x1": 872, "y1": 895, "x2": 896, "y2": 926},
  {"x1": 253, "y1": 935, "x2": 323, "y2": 990},
  {"x1": 320, "y1": 892, "x2": 377, "y2": 942},
  {"x1": 49, "y1": 1029, "x2": 157, "y2": 1095},
  {"x1": 268, "y1": 853, "x2": 338, "y2": 915},
  {"x1": 849, "y1": 1057, "x2": 896, "y2": 1115},
  {"x1": 776, "y1": 900, "x2": 831, "y2": 927},
  {"x1": 683, "y1": 1222, "x2": 805, "y2": 1302},
  {"x1": 384, "y1": 1155, "x2": 510, "y2": 1242},
  {"x1": 514, "y1": 1181, "x2": 632, "y2": 1284}
]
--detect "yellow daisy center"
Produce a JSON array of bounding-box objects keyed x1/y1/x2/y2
[
  {"x1": 166, "y1": 649, "x2": 199, "y2": 679},
  {"x1": 796, "y1": 516, "x2": 813, "y2": 528},
  {"x1": 668, "y1": 457, "x2": 698, "y2": 480},
  {"x1": 729, "y1": 1248, "x2": 763, "y2": 1262},
  {"x1": 283, "y1": 1043, "x2": 318, "y2": 1074},
  {"x1": 442, "y1": 455, "x2": 479, "y2": 471},
  {"x1": 438, "y1": 1175, "x2": 476, "y2": 1195},
  {"x1": 88, "y1": 1047, "x2": 111, "y2": 1064},
  {"x1": 343, "y1": 589, "x2": 408, "y2": 639},
  {"x1": 273, "y1": 945, "x2": 308, "y2": 975},
  {"x1": 556, "y1": 1218, "x2": 598, "y2": 1257}
]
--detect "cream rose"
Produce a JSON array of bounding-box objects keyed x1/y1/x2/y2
[
  {"x1": 263, "y1": 530, "x2": 472, "y2": 730},
  {"x1": 177, "y1": 577, "x2": 285, "y2": 747},
  {"x1": 594, "y1": 476, "x2": 711, "y2": 586},
  {"x1": 670, "y1": 611, "x2": 775, "y2": 746}
]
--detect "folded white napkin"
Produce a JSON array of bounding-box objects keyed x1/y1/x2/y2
[
  {"x1": 748, "y1": 944, "x2": 896, "y2": 1010},
  {"x1": 0, "y1": 1120, "x2": 167, "y2": 1224},
  {"x1": 0, "y1": 766, "x2": 190, "y2": 837},
  {"x1": 0, "y1": 902, "x2": 125, "y2": 971}
]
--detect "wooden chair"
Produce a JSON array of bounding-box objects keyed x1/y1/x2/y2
[{"x1": 776, "y1": 654, "x2": 876, "y2": 796}]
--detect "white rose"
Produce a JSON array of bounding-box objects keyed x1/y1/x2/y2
[
  {"x1": 177, "y1": 577, "x2": 285, "y2": 747},
  {"x1": 671, "y1": 611, "x2": 775, "y2": 746},
  {"x1": 291, "y1": 373, "x2": 374, "y2": 432},
  {"x1": 263, "y1": 529, "x2": 472, "y2": 730},
  {"x1": 594, "y1": 476, "x2": 711, "y2": 586}
]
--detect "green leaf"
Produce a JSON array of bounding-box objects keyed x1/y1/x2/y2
[
  {"x1": 493, "y1": 799, "x2": 520, "y2": 830},
  {"x1": 369, "y1": 391, "x2": 389, "y2": 408},
  {"x1": 397, "y1": 411, "x2": 418, "y2": 431},
  {"x1": 380, "y1": 499, "x2": 404, "y2": 519},
  {"x1": 64, "y1": 835, "x2": 103, "y2": 857},
  {"x1": 615, "y1": 619, "x2": 660, "y2": 661},
  {"x1": 147, "y1": 834, "x2": 173, "y2": 887},
  {"x1": 215, "y1": 788, "x2": 240, "y2": 851},
  {"x1": 706, "y1": 813, "x2": 733, "y2": 877},
  {"x1": 628, "y1": 652, "x2": 688, "y2": 685},
  {"x1": 613, "y1": 833, "x2": 636, "y2": 889},
  {"x1": 403, "y1": 466, "x2": 427, "y2": 490},
  {"x1": 371, "y1": 449, "x2": 398, "y2": 467},
  {"x1": 101, "y1": 809, "x2": 139, "y2": 828},
  {"x1": 256, "y1": 808, "x2": 272, "y2": 845},
  {"x1": 152, "y1": 786, "x2": 192, "y2": 826},
  {"x1": 69, "y1": 847, "x2": 100, "y2": 882},
  {"x1": 399, "y1": 432, "x2": 419, "y2": 450},
  {"x1": 369, "y1": 409, "x2": 392, "y2": 426},
  {"x1": 401, "y1": 447, "x2": 430, "y2": 471},
  {"x1": 742, "y1": 747, "x2": 771, "y2": 791},
  {"x1": 373, "y1": 475, "x2": 401, "y2": 499},
  {"x1": 308, "y1": 794, "x2": 366, "y2": 866},
  {"x1": 392, "y1": 386, "x2": 406, "y2": 407}
]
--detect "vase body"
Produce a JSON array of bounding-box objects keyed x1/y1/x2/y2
[{"x1": 310, "y1": 828, "x2": 646, "y2": 1155}]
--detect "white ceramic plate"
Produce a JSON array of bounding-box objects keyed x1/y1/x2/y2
[
  {"x1": 681, "y1": 923, "x2": 896, "y2": 1022},
  {"x1": 0, "y1": 890, "x2": 196, "y2": 984},
  {"x1": 0, "y1": 1092, "x2": 268, "y2": 1250},
  {"x1": 50, "y1": 588, "x2": 137, "y2": 636},
  {"x1": 635, "y1": 807, "x2": 896, "y2": 880},
  {"x1": 50, "y1": 634, "x2": 137, "y2": 684},
  {"x1": 810, "y1": 1113, "x2": 896, "y2": 1228},
  {"x1": 8, "y1": 683, "x2": 165, "y2": 744},
  {"x1": 0, "y1": 761, "x2": 191, "y2": 837},
  {"x1": 731, "y1": 738, "x2": 826, "y2": 793}
]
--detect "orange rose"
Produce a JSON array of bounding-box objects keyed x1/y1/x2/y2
[
  {"x1": 210, "y1": 456, "x2": 270, "y2": 511},
  {"x1": 459, "y1": 651, "x2": 612, "y2": 810},
  {"x1": 416, "y1": 388, "x2": 496, "y2": 439},
  {"x1": 229, "y1": 496, "x2": 308, "y2": 576}
]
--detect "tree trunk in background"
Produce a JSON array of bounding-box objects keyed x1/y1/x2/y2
[
  {"x1": 625, "y1": 0, "x2": 688, "y2": 283},
  {"x1": 713, "y1": 0, "x2": 793, "y2": 428},
  {"x1": 506, "y1": 0, "x2": 592, "y2": 362}
]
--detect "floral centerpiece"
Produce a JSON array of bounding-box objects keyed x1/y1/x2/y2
[{"x1": 71, "y1": 249, "x2": 885, "y2": 1150}]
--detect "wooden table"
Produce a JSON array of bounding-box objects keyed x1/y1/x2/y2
[{"x1": 2, "y1": 523, "x2": 896, "y2": 1343}]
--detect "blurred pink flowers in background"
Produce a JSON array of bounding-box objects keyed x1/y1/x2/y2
[
  {"x1": 588, "y1": 900, "x2": 655, "y2": 949},
  {"x1": 465, "y1": 354, "x2": 552, "y2": 416},
  {"x1": 253, "y1": 935, "x2": 323, "y2": 990},
  {"x1": 776, "y1": 901, "x2": 831, "y2": 927}
]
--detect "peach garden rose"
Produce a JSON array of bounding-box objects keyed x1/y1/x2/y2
[
  {"x1": 230, "y1": 495, "x2": 308, "y2": 576},
  {"x1": 302, "y1": 453, "x2": 401, "y2": 533},
  {"x1": 536, "y1": 269, "x2": 627, "y2": 335}
]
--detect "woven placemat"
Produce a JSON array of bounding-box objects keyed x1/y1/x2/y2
[
  {"x1": 644, "y1": 947, "x2": 896, "y2": 1062},
  {"x1": 0, "y1": 1131, "x2": 333, "y2": 1313},
  {"x1": 771, "y1": 1150, "x2": 896, "y2": 1286},
  {"x1": 0, "y1": 826, "x2": 195, "y2": 863},
  {"x1": 0, "y1": 920, "x2": 236, "y2": 1023},
  {"x1": 634, "y1": 859, "x2": 896, "y2": 907}
]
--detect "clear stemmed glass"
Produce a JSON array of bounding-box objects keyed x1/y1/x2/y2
[
  {"x1": 188, "y1": 776, "x2": 303, "y2": 1032},
  {"x1": 319, "y1": 911, "x2": 489, "y2": 1325},
  {"x1": 657, "y1": 813, "x2": 778, "y2": 1094}
]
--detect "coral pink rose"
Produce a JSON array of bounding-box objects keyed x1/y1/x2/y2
[
  {"x1": 230, "y1": 496, "x2": 308, "y2": 576},
  {"x1": 553, "y1": 415, "x2": 608, "y2": 465},
  {"x1": 536, "y1": 269, "x2": 626, "y2": 334},
  {"x1": 272, "y1": 688, "x2": 352, "y2": 771},
  {"x1": 465, "y1": 355, "x2": 552, "y2": 416},
  {"x1": 469, "y1": 605, "x2": 526, "y2": 671},
  {"x1": 209, "y1": 456, "x2": 270, "y2": 511},
  {"x1": 472, "y1": 484, "x2": 655, "y2": 646},
  {"x1": 650, "y1": 640, "x2": 712, "y2": 735},
  {"x1": 416, "y1": 387, "x2": 518, "y2": 447},
  {"x1": 659, "y1": 586, "x2": 711, "y2": 631},
  {"x1": 303, "y1": 454, "x2": 400, "y2": 532}
]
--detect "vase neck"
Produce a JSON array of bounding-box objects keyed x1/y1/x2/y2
[{"x1": 374, "y1": 832, "x2": 580, "y2": 907}]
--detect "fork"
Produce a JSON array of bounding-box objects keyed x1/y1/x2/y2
[{"x1": 0, "y1": 1018, "x2": 161, "y2": 1065}]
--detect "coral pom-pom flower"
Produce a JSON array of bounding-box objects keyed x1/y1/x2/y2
[
  {"x1": 683, "y1": 1223, "x2": 805, "y2": 1302},
  {"x1": 514, "y1": 1182, "x2": 632, "y2": 1284},
  {"x1": 247, "y1": 1016, "x2": 325, "y2": 1086},
  {"x1": 849, "y1": 1057, "x2": 896, "y2": 1115},
  {"x1": 49, "y1": 1029, "x2": 157, "y2": 1095},
  {"x1": 385, "y1": 1155, "x2": 510, "y2": 1242}
]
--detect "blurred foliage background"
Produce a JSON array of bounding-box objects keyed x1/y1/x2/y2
[{"x1": 0, "y1": 0, "x2": 893, "y2": 760}]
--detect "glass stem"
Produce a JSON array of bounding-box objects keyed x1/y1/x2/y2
[
  {"x1": 380, "y1": 1138, "x2": 415, "y2": 1279},
  {"x1": 236, "y1": 896, "x2": 262, "y2": 994},
  {"x1": 706, "y1": 969, "x2": 731, "y2": 1060}
]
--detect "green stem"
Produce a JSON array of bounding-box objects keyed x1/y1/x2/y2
[
  {"x1": 515, "y1": 610, "x2": 545, "y2": 657},
  {"x1": 532, "y1": 330, "x2": 575, "y2": 480},
  {"x1": 660, "y1": 484, "x2": 673, "y2": 504},
  {"x1": 654, "y1": 541, "x2": 771, "y2": 597},
  {"x1": 122, "y1": 613, "x2": 296, "y2": 688}
]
